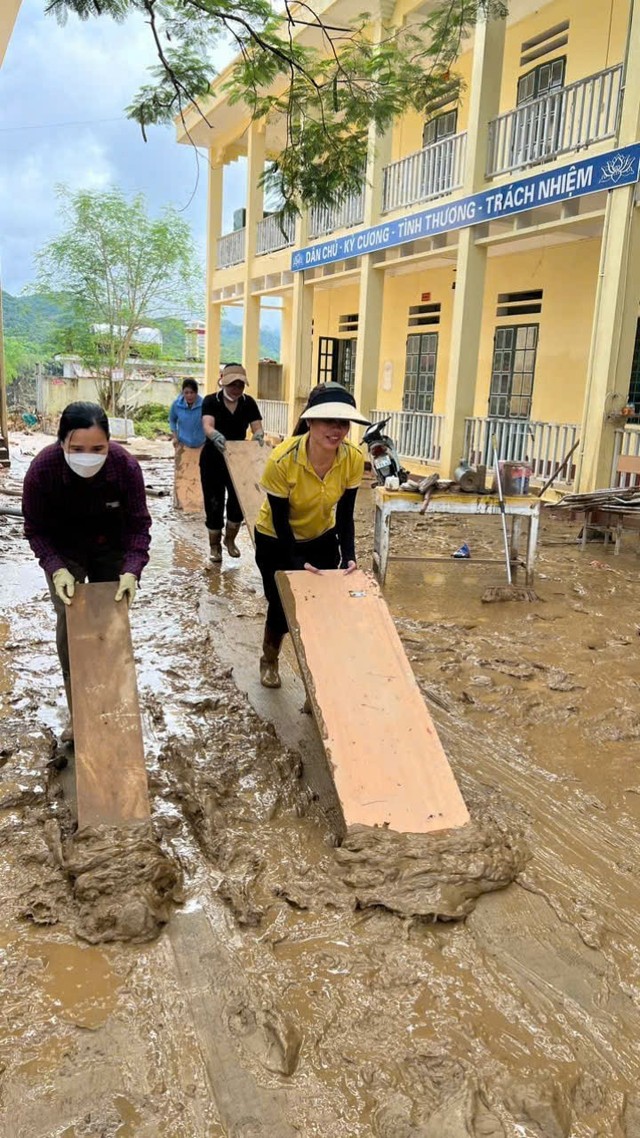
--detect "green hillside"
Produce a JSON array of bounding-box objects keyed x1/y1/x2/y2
[{"x1": 3, "y1": 294, "x2": 281, "y2": 363}]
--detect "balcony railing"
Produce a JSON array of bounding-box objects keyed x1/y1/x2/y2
[
  {"x1": 217, "y1": 228, "x2": 246, "y2": 269},
  {"x1": 370, "y1": 409, "x2": 444, "y2": 465},
  {"x1": 309, "y1": 188, "x2": 366, "y2": 239},
  {"x1": 257, "y1": 214, "x2": 295, "y2": 256},
  {"x1": 487, "y1": 64, "x2": 623, "y2": 178},
  {"x1": 258, "y1": 399, "x2": 288, "y2": 438},
  {"x1": 382, "y1": 132, "x2": 467, "y2": 214},
  {"x1": 612, "y1": 425, "x2": 640, "y2": 487},
  {"x1": 464, "y1": 417, "x2": 580, "y2": 485}
]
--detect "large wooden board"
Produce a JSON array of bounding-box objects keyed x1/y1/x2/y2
[
  {"x1": 224, "y1": 439, "x2": 272, "y2": 542},
  {"x1": 173, "y1": 443, "x2": 204, "y2": 513},
  {"x1": 276, "y1": 568, "x2": 470, "y2": 835},
  {"x1": 66, "y1": 582, "x2": 150, "y2": 830},
  {"x1": 170, "y1": 909, "x2": 298, "y2": 1137}
]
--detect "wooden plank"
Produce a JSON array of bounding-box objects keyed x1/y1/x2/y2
[
  {"x1": 276, "y1": 568, "x2": 470, "y2": 835},
  {"x1": 170, "y1": 909, "x2": 299, "y2": 1137},
  {"x1": 173, "y1": 443, "x2": 204, "y2": 513},
  {"x1": 224, "y1": 439, "x2": 272, "y2": 543},
  {"x1": 617, "y1": 454, "x2": 640, "y2": 476},
  {"x1": 66, "y1": 582, "x2": 150, "y2": 830}
]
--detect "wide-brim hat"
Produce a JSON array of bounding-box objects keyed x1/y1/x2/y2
[
  {"x1": 300, "y1": 386, "x2": 370, "y2": 425},
  {"x1": 220, "y1": 364, "x2": 248, "y2": 386}
]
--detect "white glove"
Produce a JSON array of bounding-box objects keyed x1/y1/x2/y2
[
  {"x1": 253, "y1": 431, "x2": 265, "y2": 447},
  {"x1": 52, "y1": 568, "x2": 75, "y2": 606},
  {"x1": 115, "y1": 573, "x2": 137, "y2": 605},
  {"x1": 209, "y1": 430, "x2": 226, "y2": 453}
]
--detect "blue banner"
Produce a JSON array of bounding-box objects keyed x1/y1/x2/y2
[{"x1": 291, "y1": 143, "x2": 640, "y2": 272}]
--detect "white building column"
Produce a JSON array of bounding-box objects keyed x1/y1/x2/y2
[
  {"x1": 287, "y1": 213, "x2": 314, "y2": 433},
  {"x1": 438, "y1": 12, "x2": 506, "y2": 478},
  {"x1": 576, "y1": 1, "x2": 640, "y2": 492},
  {"x1": 242, "y1": 122, "x2": 266, "y2": 385},
  {"x1": 204, "y1": 153, "x2": 224, "y2": 393}
]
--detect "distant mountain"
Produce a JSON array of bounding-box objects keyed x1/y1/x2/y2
[{"x1": 3, "y1": 293, "x2": 280, "y2": 362}]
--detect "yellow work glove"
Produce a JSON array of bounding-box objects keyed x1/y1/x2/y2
[
  {"x1": 52, "y1": 568, "x2": 76, "y2": 606},
  {"x1": 115, "y1": 573, "x2": 137, "y2": 605}
]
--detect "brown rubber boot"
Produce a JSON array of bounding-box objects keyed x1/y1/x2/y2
[
  {"x1": 224, "y1": 521, "x2": 242, "y2": 558},
  {"x1": 208, "y1": 529, "x2": 223, "y2": 562},
  {"x1": 61, "y1": 676, "x2": 74, "y2": 743},
  {"x1": 260, "y1": 627, "x2": 283, "y2": 688}
]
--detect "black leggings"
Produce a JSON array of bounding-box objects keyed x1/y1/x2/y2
[
  {"x1": 254, "y1": 528, "x2": 340, "y2": 638},
  {"x1": 199, "y1": 451, "x2": 243, "y2": 530}
]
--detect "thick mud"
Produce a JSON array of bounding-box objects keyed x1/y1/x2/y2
[{"x1": 2, "y1": 433, "x2": 640, "y2": 1136}]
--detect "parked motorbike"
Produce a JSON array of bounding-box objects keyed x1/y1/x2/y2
[{"x1": 361, "y1": 418, "x2": 409, "y2": 486}]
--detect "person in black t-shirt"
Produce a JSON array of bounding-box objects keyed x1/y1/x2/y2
[{"x1": 200, "y1": 363, "x2": 264, "y2": 561}]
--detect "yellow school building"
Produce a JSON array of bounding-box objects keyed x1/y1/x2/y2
[{"x1": 177, "y1": 0, "x2": 640, "y2": 493}]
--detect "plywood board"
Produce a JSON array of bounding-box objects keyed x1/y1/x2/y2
[
  {"x1": 173, "y1": 443, "x2": 204, "y2": 513},
  {"x1": 66, "y1": 582, "x2": 150, "y2": 830},
  {"x1": 170, "y1": 909, "x2": 298, "y2": 1137},
  {"x1": 224, "y1": 439, "x2": 272, "y2": 543},
  {"x1": 276, "y1": 568, "x2": 470, "y2": 835}
]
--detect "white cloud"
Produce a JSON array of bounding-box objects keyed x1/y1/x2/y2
[{"x1": 0, "y1": 0, "x2": 227, "y2": 295}]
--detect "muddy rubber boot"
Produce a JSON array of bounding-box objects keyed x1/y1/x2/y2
[
  {"x1": 61, "y1": 676, "x2": 74, "y2": 743},
  {"x1": 208, "y1": 529, "x2": 223, "y2": 563},
  {"x1": 260, "y1": 627, "x2": 283, "y2": 689},
  {"x1": 224, "y1": 521, "x2": 242, "y2": 558}
]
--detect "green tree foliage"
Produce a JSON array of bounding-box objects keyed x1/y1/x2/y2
[
  {"x1": 45, "y1": 0, "x2": 507, "y2": 215},
  {"x1": 3, "y1": 337, "x2": 42, "y2": 385},
  {"x1": 35, "y1": 187, "x2": 202, "y2": 410}
]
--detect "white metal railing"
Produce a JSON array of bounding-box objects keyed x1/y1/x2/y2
[
  {"x1": 487, "y1": 64, "x2": 623, "y2": 178},
  {"x1": 612, "y1": 425, "x2": 640, "y2": 487},
  {"x1": 382, "y1": 132, "x2": 467, "y2": 214},
  {"x1": 256, "y1": 214, "x2": 295, "y2": 256},
  {"x1": 464, "y1": 417, "x2": 580, "y2": 485},
  {"x1": 370, "y1": 409, "x2": 444, "y2": 465},
  {"x1": 258, "y1": 399, "x2": 288, "y2": 438},
  {"x1": 309, "y1": 188, "x2": 366, "y2": 239},
  {"x1": 217, "y1": 228, "x2": 246, "y2": 268}
]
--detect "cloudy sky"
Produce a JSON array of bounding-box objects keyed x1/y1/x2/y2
[{"x1": 0, "y1": 0, "x2": 246, "y2": 300}]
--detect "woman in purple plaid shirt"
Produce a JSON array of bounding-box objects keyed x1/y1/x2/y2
[{"x1": 22, "y1": 402, "x2": 152, "y2": 743}]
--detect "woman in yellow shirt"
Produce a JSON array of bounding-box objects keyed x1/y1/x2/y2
[{"x1": 254, "y1": 383, "x2": 369, "y2": 687}]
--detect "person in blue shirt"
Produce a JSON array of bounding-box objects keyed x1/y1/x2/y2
[{"x1": 169, "y1": 378, "x2": 205, "y2": 448}]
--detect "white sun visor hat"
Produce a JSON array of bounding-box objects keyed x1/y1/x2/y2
[{"x1": 300, "y1": 387, "x2": 370, "y2": 425}]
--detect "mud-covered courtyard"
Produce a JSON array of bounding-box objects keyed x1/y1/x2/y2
[{"x1": 2, "y1": 433, "x2": 640, "y2": 1137}]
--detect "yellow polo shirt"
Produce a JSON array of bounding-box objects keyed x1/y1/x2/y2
[{"x1": 255, "y1": 434, "x2": 364, "y2": 541}]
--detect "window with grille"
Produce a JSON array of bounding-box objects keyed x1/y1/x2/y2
[
  {"x1": 422, "y1": 109, "x2": 458, "y2": 149},
  {"x1": 512, "y1": 56, "x2": 565, "y2": 167},
  {"x1": 517, "y1": 57, "x2": 565, "y2": 104},
  {"x1": 403, "y1": 333, "x2": 438, "y2": 413},
  {"x1": 488, "y1": 325, "x2": 538, "y2": 419},
  {"x1": 627, "y1": 318, "x2": 640, "y2": 421},
  {"x1": 317, "y1": 336, "x2": 357, "y2": 393}
]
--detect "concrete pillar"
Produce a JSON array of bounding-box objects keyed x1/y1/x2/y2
[
  {"x1": 280, "y1": 296, "x2": 293, "y2": 403},
  {"x1": 287, "y1": 215, "x2": 314, "y2": 433},
  {"x1": 242, "y1": 123, "x2": 266, "y2": 384},
  {"x1": 438, "y1": 12, "x2": 506, "y2": 478},
  {"x1": 576, "y1": 0, "x2": 640, "y2": 492},
  {"x1": 204, "y1": 154, "x2": 224, "y2": 393}
]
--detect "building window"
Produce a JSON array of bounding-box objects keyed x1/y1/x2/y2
[
  {"x1": 422, "y1": 109, "x2": 458, "y2": 149},
  {"x1": 512, "y1": 56, "x2": 565, "y2": 166},
  {"x1": 403, "y1": 333, "x2": 438, "y2": 413},
  {"x1": 627, "y1": 318, "x2": 640, "y2": 420},
  {"x1": 488, "y1": 324, "x2": 538, "y2": 419},
  {"x1": 317, "y1": 336, "x2": 357, "y2": 393}
]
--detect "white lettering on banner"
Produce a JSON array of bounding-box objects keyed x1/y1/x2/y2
[{"x1": 291, "y1": 144, "x2": 640, "y2": 272}]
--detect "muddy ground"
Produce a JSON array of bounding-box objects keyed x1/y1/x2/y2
[{"x1": 2, "y1": 432, "x2": 640, "y2": 1137}]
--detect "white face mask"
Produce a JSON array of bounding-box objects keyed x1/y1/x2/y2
[{"x1": 64, "y1": 451, "x2": 108, "y2": 478}]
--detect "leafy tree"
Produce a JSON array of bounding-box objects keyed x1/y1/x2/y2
[
  {"x1": 3, "y1": 337, "x2": 42, "y2": 385},
  {"x1": 35, "y1": 187, "x2": 201, "y2": 411},
  {"x1": 46, "y1": 1, "x2": 507, "y2": 215}
]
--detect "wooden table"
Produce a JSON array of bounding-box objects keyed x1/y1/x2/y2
[{"x1": 372, "y1": 487, "x2": 542, "y2": 586}]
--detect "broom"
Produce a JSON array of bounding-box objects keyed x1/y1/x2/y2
[{"x1": 482, "y1": 438, "x2": 539, "y2": 603}]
